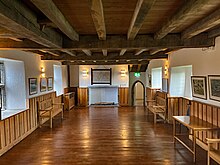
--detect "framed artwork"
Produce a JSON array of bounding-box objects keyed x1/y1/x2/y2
[
  {"x1": 29, "y1": 78, "x2": 37, "y2": 95},
  {"x1": 191, "y1": 76, "x2": 207, "y2": 99},
  {"x1": 208, "y1": 75, "x2": 220, "y2": 102},
  {"x1": 40, "y1": 78, "x2": 47, "y2": 92},
  {"x1": 47, "y1": 77, "x2": 53, "y2": 91},
  {"x1": 91, "y1": 68, "x2": 112, "y2": 85}
]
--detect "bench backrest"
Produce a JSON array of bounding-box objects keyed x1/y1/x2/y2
[
  {"x1": 37, "y1": 98, "x2": 53, "y2": 110},
  {"x1": 155, "y1": 91, "x2": 167, "y2": 109}
]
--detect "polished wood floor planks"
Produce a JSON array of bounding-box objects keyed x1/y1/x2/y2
[{"x1": 0, "y1": 107, "x2": 217, "y2": 164}]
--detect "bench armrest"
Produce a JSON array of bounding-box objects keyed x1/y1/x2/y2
[
  {"x1": 146, "y1": 100, "x2": 156, "y2": 102},
  {"x1": 53, "y1": 103, "x2": 64, "y2": 106},
  {"x1": 206, "y1": 138, "x2": 220, "y2": 144},
  {"x1": 153, "y1": 105, "x2": 165, "y2": 108}
]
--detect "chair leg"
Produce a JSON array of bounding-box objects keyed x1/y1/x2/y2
[
  {"x1": 154, "y1": 113, "x2": 157, "y2": 124},
  {"x1": 207, "y1": 153, "x2": 210, "y2": 165},
  {"x1": 50, "y1": 111, "x2": 52, "y2": 128}
]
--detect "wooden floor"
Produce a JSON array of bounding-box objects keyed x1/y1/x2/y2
[{"x1": 0, "y1": 107, "x2": 217, "y2": 165}]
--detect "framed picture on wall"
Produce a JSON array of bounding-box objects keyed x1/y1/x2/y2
[
  {"x1": 47, "y1": 77, "x2": 53, "y2": 91},
  {"x1": 29, "y1": 78, "x2": 38, "y2": 95},
  {"x1": 40, "y1": 78, "x2": 47, "y2": 92},
  {"x1": 208, "y1": 75, "x2": 220, "y2": 102},
  {"x1": 191, "y1": 76, "x2": 207, "y2": 99},
  {"x1": 91, "y1": 68, "x2": 112, "y2": 85}
]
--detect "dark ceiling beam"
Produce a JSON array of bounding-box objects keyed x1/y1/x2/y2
[
  {"x1": 82, "y1": 49, "x2": 92, "y2": 56},
  {"x1": 0, "y1": 0, "x2": 75, "y2": 57},
  {"x1": 28, "y1": 50, "x2": 61, "y2": 57},
  {"x1": 130, "y1": 65, "x2": 139, "y2": 72},
  {"x1": 41, "y1": 52, "x2": 168, "y2": 61},
  {"x1": 62, "y1": 60, "x2": 150, "y2": 65},
  {"x1": 150, "y1": 48, "x2": 167, "y2": 55},
  {"x1": 182, "y1": 8, "x2": 220, "y2": 39},
  {"x1": 0, "y1": 38, "x2": 43, "y2": 50},
  {"x1": 127, "y1": 0, "x2": 156, "y2": 40},
  {"x1": 30, "y1": 0, "x2": 79, "y2": 41},
  {"x1": 0, "y1": 34, "x2": 214, "y2": 50},
  {"x1": 119, "y1": 49, "x2": 127, "y2": 56},
  {"x1": 63, "y1": 33, "x2": 214, "y2": 50},
  {"x1": 140, "y1": 64, "x2": 148, "y2": 72},
  {"x1": 154, "y1": 0, "x2": 219, "y2": 39},
  {"x1": 89, "y1": 0, "x2": 106, "y2": 40},
  {"x1": 102, "y1": 49, "x2": 107, "y2": 56},
  {"x1": 208, "y1": 27, "x2": 220, "y2": 38},
  {"x1": 134, "y1": 49, "x2": 148, "y2": 55},
  {"x1": 0, "y1": 0, "x2": 62, "y2": 47}
]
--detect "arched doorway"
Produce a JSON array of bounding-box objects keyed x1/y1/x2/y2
[{"x1": 131, "y1": 80, "x2": 145, "y2": 106}]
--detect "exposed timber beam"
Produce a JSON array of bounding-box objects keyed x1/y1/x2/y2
[
  {"x1": 208, "y1": 27, "x2": 220, "y2": 38},
  {"x1": 62, "y1": 34, "x2": 215, "y2": 50},
  {"x1": 30, "y1": 0, "x2": 79, "y2": 41},
  {"x1": 127, "y1": 0, "x2": 155, "y2": 40},
  {"x1": 42, "y1": 51, "x2": 168, "y2": 61},
  {"x1": 154, "y1": 0, "x2": 220, "y2": 39},
  {"x1": 39, "y1": 50, "x2": 60, "y2": 57},
  {"x1": 140, "y1": 64, "x2": 148, "y2": 72},
  {"x1": 182, "y1": 8, "x2": 220, "y2": 39},
  {"x1": 27, "y1": 50, "x2": 61, "y2": 57},
  {"x1": 89, "y1": 0, "x2": 106, "y2": 40},
  {"x1": 102, "y1": 49, "x2": 107, "y2": 56},
  {"x1": 135, "y1": 49, "x2": 148, "y2": 55},
  {"x1": 62, "y1": 60, "x2": 150, "y2": 65},
  {"x1": 150, "y1": 48, "x2": 167, "y2": 55},
  {"x1": 0, "y1": 0, "x2": 74, "y2": 57},
  {"x1": 119, "y1": 49, "x2": 127, "y2": 56},
  {"x1": 82, "y1": 49, "x2": 92, "y2": 56},
  {"x1": 0, "y1": 34, "x2": 215, "y2": 51}
]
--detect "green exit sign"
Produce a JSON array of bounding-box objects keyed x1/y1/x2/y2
[{"x1": 134, "y1": 72, "x2": 140, "y2": 77}]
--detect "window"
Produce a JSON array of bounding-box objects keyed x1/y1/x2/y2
[
  {"x1": 169, "y1": 65, "x2": 192, "y2": 98},
  {"x1": 151, "y1": 67, "x2": 162, "y2": 89},
  {"x1": 0, "y1": 62, "x2": 5, "y2": 110},
  {"x1": 54, "y1": 65, "x2": 63, "y2": 96}
]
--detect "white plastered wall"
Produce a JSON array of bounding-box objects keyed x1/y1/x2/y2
[{"x1": 147, "y1": 36, "x2": 220, "y2": 106}]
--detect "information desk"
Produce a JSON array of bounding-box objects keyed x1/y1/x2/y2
[{"x1": 173, "y1": 116, "x2": 220, "y2": 162}]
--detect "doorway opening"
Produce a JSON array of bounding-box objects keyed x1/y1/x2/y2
[{"x1": 131, "y1": 81, "x2": 145, "y2": 106}]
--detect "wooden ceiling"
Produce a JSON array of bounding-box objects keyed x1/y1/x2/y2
[{"x1": 0, "y1": 0, "x2": 220, "y2": 68}]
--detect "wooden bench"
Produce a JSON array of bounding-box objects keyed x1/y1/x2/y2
[
  {"x1": 146, "y1": 91, "x2": 167, "y2": 124},
  {"x1": 206, "y1": 138, "x2": 220, "y2": 165},
  {"x1": 37, "y1": 97, "x2": 64, "y2": 128}
]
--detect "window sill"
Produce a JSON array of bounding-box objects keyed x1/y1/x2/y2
[{"x1": 1, "y1": 109, "x2": 26, "y2": 120}]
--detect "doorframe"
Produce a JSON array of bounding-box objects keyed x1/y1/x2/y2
[{"x1": 131, "y1": 80, "x2": 145, "y2": 107}]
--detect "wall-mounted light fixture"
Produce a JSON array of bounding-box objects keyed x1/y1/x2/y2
[
  {"x1": 41, "y1": 67, "x2": 45, "y2": 78},
  {"x1": 82, "y1": 69, "x2": 88, "y2": 77},
  {"x1": 121, "y1": 69, "x2": 126, "y2": 77},
  {"x1": 164, "y1": 60, "x2": 169, "y2": 79}
]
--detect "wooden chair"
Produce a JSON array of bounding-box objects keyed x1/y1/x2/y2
[
  {"x1": 206, "y1": 138, "x2": 220, "y2": 165},
  {"x1": 37, "y1": 97, "x2": 64, "y2": 128}
]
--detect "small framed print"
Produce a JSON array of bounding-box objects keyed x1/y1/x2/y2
[
  {"x1": 40, "y1": 78, "x2": 47, "y2": 92},
  {"x1": 191, "y1": 76, "x2": 207, "y2": 100},
  {"x1": 208, "y1": 75, "x2": 220, "y2": 102},
  {"x1": 29, "y1": 78, "x2": 37, "y2": 95},
  {"x1": 47, "y1": 77, "x2": 53, "y2": 91}
]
